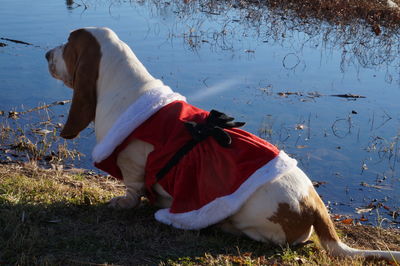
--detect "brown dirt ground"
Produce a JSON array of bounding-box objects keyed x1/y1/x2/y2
[{"x1": 335, "y1": 221, "x2": 400, "y2": 251}]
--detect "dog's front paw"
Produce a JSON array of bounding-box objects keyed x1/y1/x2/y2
[{"x1": 108, "y1": 195, "x2": 140, "y2": 209}]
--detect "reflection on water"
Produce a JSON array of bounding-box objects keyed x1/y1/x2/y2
[
  {"x1": 144, "y1": 0, "x2": 400, "y2": 83},
  {"x1": 0, "y1": 0, "x2": 399, "y2": 227}
]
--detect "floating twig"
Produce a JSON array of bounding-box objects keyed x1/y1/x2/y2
[
  {"x1": 0, "y1": 37, "x2": 32, "y2": 46},
  {"x1": 330, "y1": 94, "x2": 366, "y2": 99},
  {"x1": 277, "y1": 91, "x2": 303, "y2": 97},
  {"x1": 4, "y1": 100, "x2": 71, "y2": 120},
  {"x1": 276, "y1": 91, "x2": 366, "y2": 100},
  {"x1": 21, "y1": 100, "x2": 71, "y2": 115},
  {"x1": 360, "y1": 182, "x2": 390, "y2": 190}
]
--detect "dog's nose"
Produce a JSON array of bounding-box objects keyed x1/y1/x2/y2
[{"x1": 45, "y1": 50, "x2": 52, "y2": 61}]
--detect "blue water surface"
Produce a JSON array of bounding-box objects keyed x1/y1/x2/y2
[{"x1": 0, "y1": 0, "x2": 399, "y2": 226}]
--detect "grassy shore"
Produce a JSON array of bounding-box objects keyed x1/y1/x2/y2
[{"x1": 0, "y1": 161, "x2": 399, "y2": 265}]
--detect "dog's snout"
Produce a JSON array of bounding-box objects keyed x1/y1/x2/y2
[{"x1": 45, "y1": 50, "x2": 52, "y2": 61}]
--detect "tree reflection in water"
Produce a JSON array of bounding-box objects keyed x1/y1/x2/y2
[{"x1": 135, "y1": 0, "x2": 400, "y2": 82}]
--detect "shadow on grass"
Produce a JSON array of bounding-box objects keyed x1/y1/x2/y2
[
  {"x1": 0, "y1": 203, "x2": 306, "y2": 265},
  {"x1": 0, "y1": 200, "x2": 293, "y2": 265},
  {"x1": 0, "y1": 163, "x2": 298, "y2": 265}
]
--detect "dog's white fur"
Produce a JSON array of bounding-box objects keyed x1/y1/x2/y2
[{"x1": 46, "y1": 27, "x2": 400, "y2": 262}]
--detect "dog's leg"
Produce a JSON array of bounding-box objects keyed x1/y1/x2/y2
[
  {"x1": 109, "y1": 139, "x2": 154, "y2": 209},
  {"x1": 218, "y1": 220, "x2": 245, "y2": 236},
  {"x1": 153, "y1": 183, "x2": 173, "y2": 208}
]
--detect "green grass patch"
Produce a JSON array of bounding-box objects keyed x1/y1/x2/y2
[{"x1": 0, "y1": 163, "x2": 398, "y2": 265}]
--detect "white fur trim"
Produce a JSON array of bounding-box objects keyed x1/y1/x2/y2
[
  {"x1": 92, "y1": 86, "x2": 186, "y2": 162},
  {"x1": 154, "y1": 150, "x2": 297, "y2": 230}
]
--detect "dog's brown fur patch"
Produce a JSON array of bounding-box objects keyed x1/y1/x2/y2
[{"x1": 269, "y1": 186, "x2": 339, "y2": 244}]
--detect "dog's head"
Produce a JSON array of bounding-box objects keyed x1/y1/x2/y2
[{"x1": 46, "y1": 28, "x2": 101, "y2": 139}]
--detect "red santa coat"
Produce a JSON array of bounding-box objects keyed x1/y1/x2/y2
[{"x1": 93, "y1": 86, "x2": 297, "y2": 229}]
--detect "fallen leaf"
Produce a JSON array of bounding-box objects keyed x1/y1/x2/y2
[
  {"x1": 360, "y1": 182, "x2": 387, "y2": 189},
  {"x1": 341, "y1": 218, "x2": 353, "y2": 224},
  {"x1": 8, "y1": 111, "x2": 20, "y2": 119},
  {"x1": 32, "y1": 128, "x2": 52, "y2": 135},
  {"x1": 332, "y1": 214, "x2": 342, "y2": 221},
  {"x1": 312, "y1": 181, "x2": 327, "y2": 188},
  {"x1": 361, "y1": 163, "x2": 368, "y2": 171},
  {"x1": 372, "y1": 24, "x2": 381, "y2": 36},
  {"x1": 355, "y1": 207, "x2": 373, "y2": 214},
  {"x1": 296, "y1": 145, "x2": 308, "y2": 149}
]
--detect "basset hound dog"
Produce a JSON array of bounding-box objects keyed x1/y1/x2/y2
[{"x1": 45, "y1": 27, "x2": 400, "y2": 262}]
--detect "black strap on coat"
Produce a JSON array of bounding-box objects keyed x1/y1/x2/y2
[{"x1": 156, "y1": 110, "x2": 245, "y2": 181}]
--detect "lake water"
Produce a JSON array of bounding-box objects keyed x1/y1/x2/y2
[{"x1": 0, "y1": 0, "x2": 399, "y2": 227}]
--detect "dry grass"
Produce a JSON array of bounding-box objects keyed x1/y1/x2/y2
[
  {"x1": 266, "y1": 0, "x2": 400, "y2": 29},
  {"x1": 0, "y1": 101, "x2": 82, "y2": 168},
  {"x1": 0, "y1": 162, "x2": 399, "y2": 265},
  {"x1": 206, "y1": 0, "x2": 400, "y2": 30}
]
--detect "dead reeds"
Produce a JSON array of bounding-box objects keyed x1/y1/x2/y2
[{"x1": 0, "y1": 101, "x2": 82, "y2": 168}]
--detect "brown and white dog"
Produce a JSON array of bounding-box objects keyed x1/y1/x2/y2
[{"x1": 46, "y1": 27, "x2": 400, "y2": 262}]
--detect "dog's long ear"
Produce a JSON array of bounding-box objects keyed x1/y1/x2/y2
[{"x1": 60, "y1": 29, "x2": 101, "y2": 139}]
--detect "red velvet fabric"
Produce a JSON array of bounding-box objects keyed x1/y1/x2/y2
[{"x1": 95, "y1": 101, "x2": 279, "y2": 214}]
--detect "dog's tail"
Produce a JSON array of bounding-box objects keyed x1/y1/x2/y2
[{"x1": 311, "y1": 189, "x2": 400, "y2": 262}]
